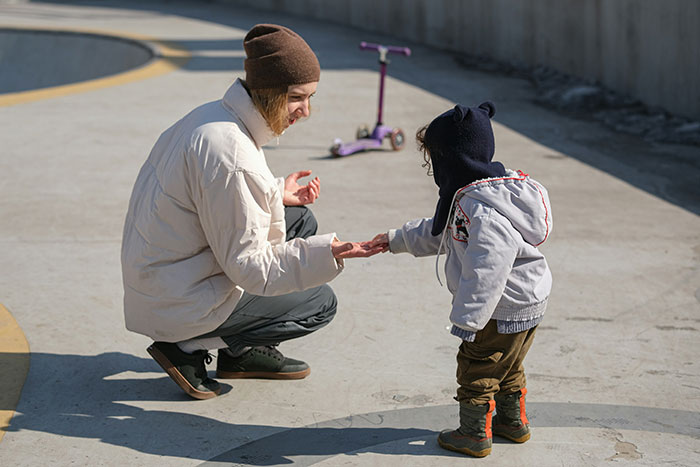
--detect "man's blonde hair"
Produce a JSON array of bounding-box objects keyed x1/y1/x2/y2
[{"x1": 242, "y1": 81, "x2": 288, "y2": 135}]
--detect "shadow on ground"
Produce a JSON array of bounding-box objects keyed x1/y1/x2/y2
[
  {"x1": 0, "y1": 352, "x2": 438, "y2": 462},
  {"x1": 2, "y1": 352, "x2": 699, "y2": 465}
]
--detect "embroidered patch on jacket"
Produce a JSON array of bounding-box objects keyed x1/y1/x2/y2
[{"x1": 450, "y1": 207, "x2": 469, "y2": 243}]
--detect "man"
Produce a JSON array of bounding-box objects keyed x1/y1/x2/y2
[{"x1": 121, "y1": 24, "x2": 381, "y2": 399}]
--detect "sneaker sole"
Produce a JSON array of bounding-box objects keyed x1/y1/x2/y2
[
  {"x1": 437, "y1": 436, "x2": 491, "y2": 458},
  {"x1": 147, "y1": 345, "x2": 220, "y2": 400},
  {"x1": 216, "y1": 367, "x2": 310, "y2": 380}
]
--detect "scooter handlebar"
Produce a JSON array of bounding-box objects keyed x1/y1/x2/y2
[{"x1": 359, "y1": 41, "x2": 411, "y2": 56}]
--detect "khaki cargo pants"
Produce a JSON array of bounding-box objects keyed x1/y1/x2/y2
[{"x1": 456, "y1": 319, "x2": 537, "y2": 405}]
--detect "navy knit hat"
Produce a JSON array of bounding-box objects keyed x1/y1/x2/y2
[{"x1": 427, "y1": 102, "x2": 506, "y2": 236}]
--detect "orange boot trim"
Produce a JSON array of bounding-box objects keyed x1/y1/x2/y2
[
  {"x1": 519, "y1": 388, "x2": 529, "y2": 425},
  {"x1": 484, "y1": 399, "x2": 496, "y2": 438}
]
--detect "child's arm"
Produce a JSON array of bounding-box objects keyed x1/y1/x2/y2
[
  {"x1": 370, "y1": 217, "x2": 441, "y2": 257},
  {"x1": 449, "y1": 214, "x2": 519, "y2": 333}
]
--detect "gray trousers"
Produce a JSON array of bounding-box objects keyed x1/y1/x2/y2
[{"x1": 197, "y1": 206, "x2": 338, "y2": 353}]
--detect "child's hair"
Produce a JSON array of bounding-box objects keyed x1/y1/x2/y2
[
  {"x1": 416, "y1": 124, "x2": 433, "y2": 175},
  {"x1": 242, "y1": 80, "x2": 290, "y2": 135}
]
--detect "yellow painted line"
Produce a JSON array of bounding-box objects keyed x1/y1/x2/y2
[
  {"x1": 0, "y1": 26, "x2": 191, "y2": 107},
  {"x1": 0, "y1": 303, "x2": 30, "y2": 442}
]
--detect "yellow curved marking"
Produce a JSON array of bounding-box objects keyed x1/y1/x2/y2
[
  {"x1": 0, "y1": 303, "x2": 30, "y2": 442},
  {"x1": 0, "y1": 26, "x2": 191, "y2": 107}
]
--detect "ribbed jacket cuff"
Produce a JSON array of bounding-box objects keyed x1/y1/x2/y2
[
  {"x1": 388, "y1": 228, "x2": 408, "y2": 254},
  {"x1": 496, "y1": 315, "x2": 544, "y2": 334},
  {"x1": 492, "y1": 298, "x2": 548, "y2": 321},
  {"x1": 450, "y1": 325, "x2": 477, "y2": 342}
]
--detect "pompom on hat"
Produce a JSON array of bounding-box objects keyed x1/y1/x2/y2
[
  {"x1": 427, "y1": 102, "x2": 506, "y2": 236},
  {"x1": 243, "y1": 24, "x2": 321, "y2": 89}
]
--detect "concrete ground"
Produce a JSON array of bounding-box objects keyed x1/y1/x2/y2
[{"x1": 1, "y1": 1, "x2": 699, "y2": 466}]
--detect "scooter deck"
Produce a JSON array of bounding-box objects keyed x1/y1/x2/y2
[{"x1": 333, "y1": 138, "x2": 384, "y2": 156}]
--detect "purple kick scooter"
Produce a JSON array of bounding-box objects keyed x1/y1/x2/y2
[{"x1": 330, "y1": 41, "x2": 411, "y2": 157}]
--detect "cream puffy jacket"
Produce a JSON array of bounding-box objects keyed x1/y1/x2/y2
[{"x1": 121, "y1": 79, "x2": 342, "y2": 342}]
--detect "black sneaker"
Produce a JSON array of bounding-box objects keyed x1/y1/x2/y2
[
  {"x1": 147, "y1": 342, "x2": 221, "y2": 400},
  {"x1": 216, "y1": 346, "x2": 310, "y2": 380}
]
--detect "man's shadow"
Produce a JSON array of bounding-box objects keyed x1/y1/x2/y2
[{"x1": 1, "y1": 352, "x2": 438, "y2": 463}]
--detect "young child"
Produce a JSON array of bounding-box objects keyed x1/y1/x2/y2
[{"x1": 370, "y1": 102, "x2": 552, "y2": 457}]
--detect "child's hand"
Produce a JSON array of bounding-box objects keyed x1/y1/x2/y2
[{"x1": 369, "y1": 233, "x2": 390, "y2": 253}]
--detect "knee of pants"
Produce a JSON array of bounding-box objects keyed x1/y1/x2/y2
[
  {"x1": 286, "y1": 205, "x2": 318, "y2": 238},
  {"x1": 315, "y1": 284, "x2": 337, "y2": 323},
  {"x1": 300, "y1": 207, "x2": 318, "y2": 236}
]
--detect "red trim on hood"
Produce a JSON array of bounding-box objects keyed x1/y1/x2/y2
[{"x1": 454, "y1": 170, "x2": 528, "y2": 197}]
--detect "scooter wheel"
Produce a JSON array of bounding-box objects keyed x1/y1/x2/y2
[
  {"x1": 390, "y1": 128, "x2": 405, "y2": 151},
  {"x1": 330, "y1": 143, "x2": 341, "y2": 157},
  {"x1": 356, "y1": 124, "x2": 370, "y2": 140}
]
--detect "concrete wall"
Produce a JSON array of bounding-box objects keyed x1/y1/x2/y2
[{"x1": 224, "y1": 0, "x2": 699, "y2": 120}]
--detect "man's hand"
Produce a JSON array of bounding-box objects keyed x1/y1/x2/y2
[
  {"x1": 332, "y1": 240, "x2": 385, "y2": 259},
  {"x1": 283, "y1": 170, "x2": 320, "y2": 206}
]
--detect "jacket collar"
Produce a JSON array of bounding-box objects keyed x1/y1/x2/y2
[{"x1": 222, "y1": 79, "x2": 277, "y2": 149}]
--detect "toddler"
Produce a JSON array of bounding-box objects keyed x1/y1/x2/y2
[{"x1": 370, "y1": 102, "x2": 552, "y2": 457}]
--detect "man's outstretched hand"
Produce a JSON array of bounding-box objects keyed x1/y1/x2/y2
[
  {"x1": 283, "y1": 170, "x2": 320, "y2": 206},
  {"x1": 332, "y1": 240, "x2": 385, "y2": 259}
]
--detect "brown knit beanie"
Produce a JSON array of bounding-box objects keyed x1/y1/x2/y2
[{"x1": 243, "y1": 24, "x2": 320, "y2": 90}]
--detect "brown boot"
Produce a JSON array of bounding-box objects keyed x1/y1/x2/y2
[
  {"x1": 493, "y1": 388, "x2": 531, "y2": 443},
  {"x1": 438, "y1": 400, "x2": 495, "y2": 457}
]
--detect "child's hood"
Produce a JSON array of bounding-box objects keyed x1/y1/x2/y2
[{"x1": 457, "y1": 170, "x2": 552, "y2": 246}]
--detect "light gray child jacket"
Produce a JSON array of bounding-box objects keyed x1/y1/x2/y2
[{"x1": 388, "y1": 170, "x2": 553, "y2": 341}]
